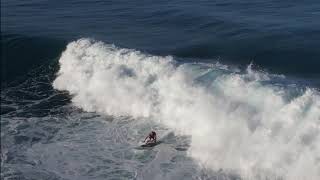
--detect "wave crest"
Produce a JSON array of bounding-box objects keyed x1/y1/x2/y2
[{"x1": 53, "y1": 39, "x2": 320, "y2": 180}]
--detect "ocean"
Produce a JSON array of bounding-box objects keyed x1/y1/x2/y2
[{"x1": 1, "y1": 0, "x2": 320, "y2": 180}]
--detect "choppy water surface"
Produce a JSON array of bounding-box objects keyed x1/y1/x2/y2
[
  {"x1": 1, "y1": 0, "x2": 320, "y2": 179},
  {"x1": 0, "y1": 71, "x2": 204, "y2": 180}
]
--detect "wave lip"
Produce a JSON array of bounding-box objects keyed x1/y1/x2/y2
[
  {"x1": 54, "y1": 38, "x2": 175, "y2": 118},
  {"x1": 53, "y1": 38, "x2": 320, "y2": 180}
]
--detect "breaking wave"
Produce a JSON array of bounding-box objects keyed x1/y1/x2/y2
[{"x1": 53, "y1": 39, "x2": 320, "y2": 180}]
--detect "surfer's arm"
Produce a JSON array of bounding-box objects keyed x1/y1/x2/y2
[{"x1": 143, "y1": 136, "x2": 149, "y2": 142}]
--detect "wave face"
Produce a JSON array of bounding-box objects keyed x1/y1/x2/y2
[
  {"x1": 53, "y1": 39, "x2": 320, "y2": 179},
  {"x1": 1, "y1": 34, "x2": 66, "y2": 85}
]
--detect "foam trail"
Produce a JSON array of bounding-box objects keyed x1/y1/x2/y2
[{"x1": 53, "y1": 39, "x2": 320, "y2": 180}]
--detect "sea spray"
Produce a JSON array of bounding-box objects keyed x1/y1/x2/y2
[{"x1": 53, "y1": 39, "x2": 320, "y2": 180}]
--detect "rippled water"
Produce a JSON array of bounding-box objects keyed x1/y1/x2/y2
[
  {"x1": 0, "y1": 63, "x2": 225, "y2": 180},
  {"x1": 1, "y1": 0, "x2": 320, "y2": 179}
]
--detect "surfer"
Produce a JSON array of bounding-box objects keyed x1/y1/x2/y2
[{"x1": 144, "y1": 131, "x2": 157, "y2": 144}]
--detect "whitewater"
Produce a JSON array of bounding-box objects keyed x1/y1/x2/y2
[{"x1": 53, "y1": 38, "x2": 320, "y2": 180}]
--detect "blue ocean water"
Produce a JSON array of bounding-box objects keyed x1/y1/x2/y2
[
  {"x1": 2, "y1": 0, "x2": 320, "y2": 82},
  {"x1": 1, "y1": 1, "x2": 320, "y2": 180}
]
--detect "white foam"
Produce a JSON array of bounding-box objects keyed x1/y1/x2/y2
[{"x1": 53, "y1": 39, "x2": 320, "y2": 180}]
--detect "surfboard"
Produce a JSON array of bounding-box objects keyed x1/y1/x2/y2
[
  {"x1": 135, "y1": 141, "x2": 162, "y2": 150},
  {"x1": 140, "y1": 141, "x2": 162, "y2": 147}
]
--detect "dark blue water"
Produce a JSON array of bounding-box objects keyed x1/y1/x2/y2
[
  {"x1": 2, "y1": 0, "x2": 320, "y2": 84},
  {"x1": 1, "y1": 1, "x2": 320, "y2": 180}
]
